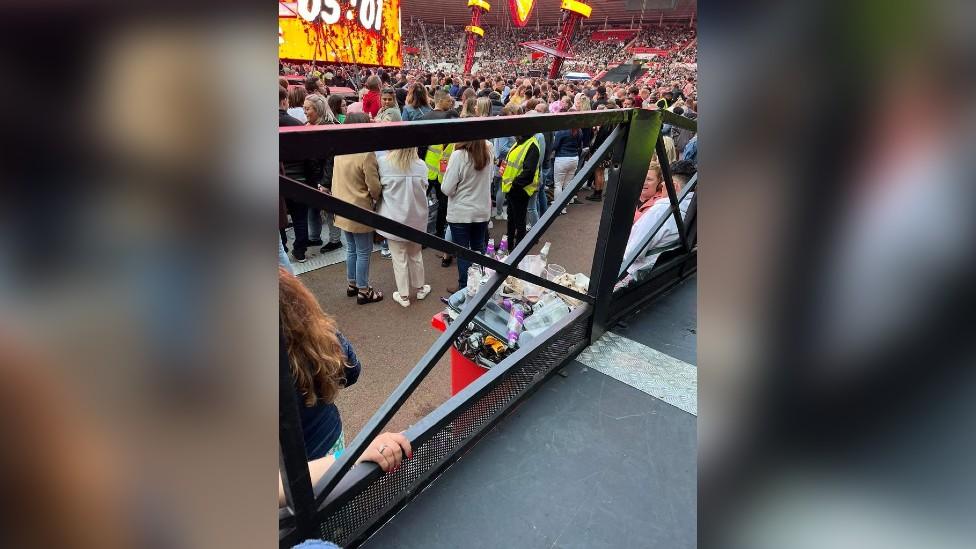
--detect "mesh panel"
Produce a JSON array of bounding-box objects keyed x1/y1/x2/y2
[{"x1": 319, "y1": 314, "x2": 590, "y2": 546}]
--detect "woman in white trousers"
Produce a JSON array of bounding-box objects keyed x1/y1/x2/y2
[{"x1": 376, "y1": 148, "x2": 432, "y2": 307}]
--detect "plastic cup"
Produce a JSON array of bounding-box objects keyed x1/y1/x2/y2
[{"x1": 546, "y1": 264, "x2": 567, "y2": 282}]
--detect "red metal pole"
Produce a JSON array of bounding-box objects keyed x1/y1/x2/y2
[
  {"x1": 464, "y1": 1, "x2": 490, "y2": 74},
  {"x1": 548, "y1": 1, "x2": 592, "y2": 79}
]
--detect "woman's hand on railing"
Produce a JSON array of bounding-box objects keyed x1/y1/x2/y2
[{"x1": 356, "y1": 432, "x2": 412, "y2": 472}]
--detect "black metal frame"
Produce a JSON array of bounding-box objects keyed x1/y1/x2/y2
[{"x1": 278, "y1": 108, "x2": 696, "y2": 547}]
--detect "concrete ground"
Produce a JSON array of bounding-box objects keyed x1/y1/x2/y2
[{"x1": 297, "y1": 188, "x2": 604, "y2": 441}]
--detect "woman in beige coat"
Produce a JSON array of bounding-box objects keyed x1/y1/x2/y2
[{"x1": 331, "y1": 112, "x2": 383, "y2": 304}]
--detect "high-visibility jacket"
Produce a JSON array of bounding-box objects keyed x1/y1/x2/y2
[
  {"x1": 424, "y1": 143, "x2": 455, "y2": 182},
  {"x1": 500, "y1": 138, "x2": 540, "y2": 196},
  {"x1": 655, "y1": 97, "x2": 670, "y2": 110}
]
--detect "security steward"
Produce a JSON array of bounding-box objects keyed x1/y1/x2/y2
[{"x1": 500, "y1": 133, "x2": 541, "y2": 249}]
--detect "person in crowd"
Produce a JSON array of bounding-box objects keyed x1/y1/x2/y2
[
  {"x1": 402, "y1": 83, "x2": 432, "y2": 121},
  {"x1": 488, "y1": 91, "x2": 504, "y2": 116},
  {"x1": 327, "y1": 94, "x2": 346, "y2": 123},
  {"x1": 656, "y1": 90, "x2": 674, "y2": 110},
  {"x1": 634, "y1": 162, "x2": 665, "y2": 222},
  {"x1": 362, "y1": 75, "x2": 382, "y2": 118},
  {"x1": 305, "y1": 76, "x2": 321, "y2": 96},
  {"x1": 653, "y1": 125, "x2": 678, "y2": 166},
  {"x1": 419, "y1": 90, "x2": 461, "y2": 267},
  {"x1": 501, "y1": 132, "x2": 541, "y2": 249},
  {"x1": 376, "y1": 147, "x2": 431, "y2": 307},
  {"x1": 622, "y1": 160, "x2": 696, "y2": 282},
  {"x1": 682, "y1": 134, "x2": 698, "y2": 165},
  {"x1": 376, "y1": 88, "x2": 402, "y2": 122},
  {"x1": 279, "y1": 197, "x2": 294, "y2": 275},
  {"x1": 302, "y1": 94, "x2": 343, "y2": 253},
  {"x1": 278, "y1": 267, "x2": 412, "y2": 510},
  {"x1": 280, "y1": 85, "x2": 303, "y2": 127},
  {"x1": 475, "y1": 96, "x2": 492, "y2": 117},
  {"x1": 586, "y1": 116, "x2": 613, "y2": 202},
  {"x1": 459, "y1": 97, "x2": 479, "y2": 118},
  {"x1": 331, "y1": 112, "x2": 384, "y2": 304},
  {"x1": 683, "y1": 76, "x2": 695, "y2": 101},
  {"x1": 279, "y1": 87, "x2": 311, "y2": 262},
  {"x1": 522, "y1": 108, "x2": 551, "y2": 228},
  {"x1": 441, "y1": 137, "x2": 494, "y2": 293},
  {"x1": 551, "y1": 124, "x2": 583, "y2": 214},
  {"x1": 287, "y1": 85, "x2": 308, "y2": 123},
  {"x1": 492, "y1": 103, "x2": 520, "y2": 221},
  {"x1": 279, "y1": 266, "x2": 361, "y2": 460}
]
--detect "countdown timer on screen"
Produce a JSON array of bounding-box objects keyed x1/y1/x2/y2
[{"x1": 279, "y1": 0, "x2": 402, "y2": 67}]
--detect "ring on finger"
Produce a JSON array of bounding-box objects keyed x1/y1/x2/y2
[{"x1": 378, "y1": 444, "x2": 388, "y2": 455}]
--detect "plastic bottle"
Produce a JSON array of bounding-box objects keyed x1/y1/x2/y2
[
  {"x1": 506, "y1": 304, "x2": 525, "y2": 346},
  {"x1": 539, "y1": 241, "x2": 551, "y2": 264},
  {"x1": 466, "y1": 266, "x2": 482, "y2": 297},
  {"x1": 486, "y1": 238, "x2": 495, "y2": 258}
]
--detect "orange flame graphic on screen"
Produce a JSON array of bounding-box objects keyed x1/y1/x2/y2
[{"x1": 508, "y1": 0, "x2": 535, "y2": 27}]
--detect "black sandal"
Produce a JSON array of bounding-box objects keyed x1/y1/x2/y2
[
  {"x1": 357, "y1": 286, "x2": 384, "y2": 304},
  {"x1": 346, "y1": 283, "x2": 358, "y2": 297}
]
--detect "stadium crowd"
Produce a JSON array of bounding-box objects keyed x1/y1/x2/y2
[
  {"x1": 277, "y1": 23, "x2": 698, "y2": 520},
  {"x1": 278, "y1": 22, "x2": 698, "y2": 296}
]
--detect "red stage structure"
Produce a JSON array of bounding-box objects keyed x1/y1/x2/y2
[
  {"x1": 517, "y1": 0, "x2": 592, "y2": 79},
  {"x1": 463, "y1": 0, "x2": 491, "y2": 74}
]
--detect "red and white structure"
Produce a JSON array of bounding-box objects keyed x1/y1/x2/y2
[
  {"x1": 463, "y1": 0, "x2": 491, "y2": 74},
  {"x1": 518, "y1": 0, "x2": 592, "y2": 79}
]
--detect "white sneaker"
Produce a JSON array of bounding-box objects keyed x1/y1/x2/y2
[
  {"x1": 416, "y1": 284, "x2": 431, "y2": 300},
  {"x1": 488, "y1": 220, "x2": 494, "y2": 229},
  {"x1": 497, "y1": 212, "x2": 508, "y2": 221},
  {"x1": 392, "y1": 291, "x2": 410, "y2": 307}
]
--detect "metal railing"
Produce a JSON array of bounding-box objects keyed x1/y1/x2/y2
[{"x1": 279, "y1": 107, "x2": 696, "y2": 547}]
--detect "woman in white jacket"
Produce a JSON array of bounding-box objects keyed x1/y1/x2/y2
[{"x1": 376, "y1": 147, "x2": 432, "y2": 307}]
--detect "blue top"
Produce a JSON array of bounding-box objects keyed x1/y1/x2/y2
[
  {"x1": 402, "y1": 104, "x2": 432, "y2": 122},
  {"x1": 552, "y1": 129, "x2": 583, "y2": 158},
  {"x1": 493, "y1": 135, "x2": 516, "y2": 164},
  {"x1": 299, "y1": 332, "x2": 361, "y2": 460}
]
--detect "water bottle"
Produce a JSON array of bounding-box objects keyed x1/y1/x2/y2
[
  {"x1": 466, "y1": 266, "x2": 481, "y2": 297},
  {"x1": 486, "y1": 238, "x2": 495, "y2": 258},
  {"x1": 506, "y1": 304, "x2": 525, "y2": 346}
]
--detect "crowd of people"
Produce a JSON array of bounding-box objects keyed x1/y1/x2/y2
[
  {"x1": 277, "y1": 26, "x2": 698, "y2": 526},
  {"x1": 278, "y1": 63, "x2": 698, "y2": 293}
]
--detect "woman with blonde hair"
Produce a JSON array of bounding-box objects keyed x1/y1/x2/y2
[
  {"x1": 475, "y1": 96, "x2": 492, "y2": 117},
  {"x1": 459, "y1": 97, "x2": 479, "y2": 118},
  {"x1": 302, "y1": 93, "x2": 342, "y2": 252},
  {"x1": 376, "y1": 147, "x2": 431, "y2": 307},
  {"x1": 279, "y1": 266, "x2": 361, "y2": 459}
]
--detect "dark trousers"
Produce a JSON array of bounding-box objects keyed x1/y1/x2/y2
[
  {"x1": 430, "y1": 179, "x2": 448, "y2": 238},
  {"x1": 284, "y1": 198, "x2": 309, "y2": 253},
  {"x1": 506, "y1": 188, "x2": 530, "y2": 250},
  {"x1": 450, "y1": 221, "x2": 489, "y2": 286}
]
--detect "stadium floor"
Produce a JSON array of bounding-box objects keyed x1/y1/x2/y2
[{"x1": 298, "y1": 187, "x2": 603, "y2": 439}]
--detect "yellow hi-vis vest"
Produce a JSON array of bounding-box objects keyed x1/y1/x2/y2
[
  {"x1": 500, "y1": 138, "x2": 540, "y2": 196},
  {"x1": 424, "y1": 143, "x2": 455, "y2": 182}
]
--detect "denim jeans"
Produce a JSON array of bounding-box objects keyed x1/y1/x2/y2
[
  {"x1": 278, "y1": 239, "x2": 294, "y2": 275},
  {"x1": 309, "y1": 209, "x2": 341, "y2": 244},
  {"x1": 449, "y1": 221, "x2": 489, "y2": 287},
  {"x1": 493, "y1": 175, "x2": 506, "y2": 216},
  {"x1": 343, "y1": 230, "x2": 373, "y2": 288},
  {"x1": 284, "y1": 198, "x2": 308, "y2": 253},
  {"x1": 526, "y1": 191, "x2": 540, "y2": 227}
]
